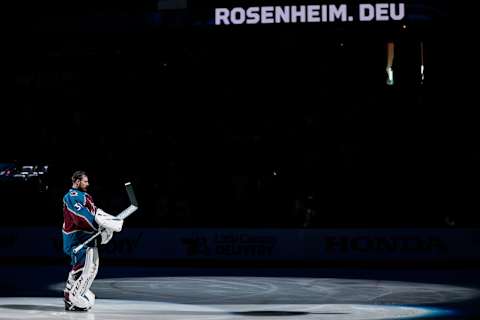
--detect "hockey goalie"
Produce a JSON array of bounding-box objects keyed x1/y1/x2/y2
[{"x1": 62, "y1": 171, "x2": 123, "y2": 311}]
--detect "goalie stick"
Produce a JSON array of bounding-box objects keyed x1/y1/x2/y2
[{"x1": 72, "y1": 182, "x2": 138, "y2": 254}]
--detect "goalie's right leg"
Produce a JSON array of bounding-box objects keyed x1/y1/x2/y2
[
  {"x1": 64, "y1": 267, "x2": 96, "y2": 311},
  {"x1": 67, "y1": 247, "x2": 99, "y2": 310}
]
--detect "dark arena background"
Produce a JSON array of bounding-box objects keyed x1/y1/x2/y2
[{"x1": 3, "y1": 0, "x2": 480, "y2": 319}]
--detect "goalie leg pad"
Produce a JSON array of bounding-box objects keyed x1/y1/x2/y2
[
  {"x1": 64, "y1": 266, "x2": 83, "y2": 297},
  {"x1": 84, "y1": 289, "x2": 95, "y2": 307},
  {"x1": 69, "y1": 247, "x2": 99, "y2": 309}
]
